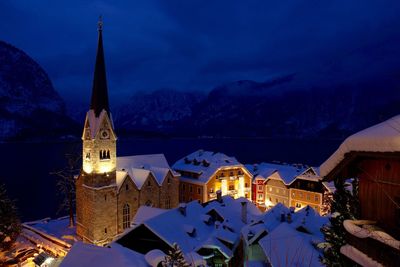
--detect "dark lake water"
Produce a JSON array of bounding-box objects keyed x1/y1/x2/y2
[{"x1": 0, "y1": 138, "x2": 342, "y2": 221}]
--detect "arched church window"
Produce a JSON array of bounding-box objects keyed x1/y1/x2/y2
[
  {"x1": 99, "y1": 151, "x2": 102, "y2": 159},
  {"x1": 107, "y1": 150, "x2": 110, "y2": 159},
  {"x1": 86, "y1": 152, "x2": 90, "y2": 160},
  {"x1": 102, "y1": 150, "x2": 107, "y2": 159},
  {"x1": 123, "y1": 204, "x2": 130, "y2": 229}
]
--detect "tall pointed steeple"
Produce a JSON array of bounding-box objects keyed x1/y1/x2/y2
[{"x1": 90, "y1": 16, "x2": 110, "y2": 117}]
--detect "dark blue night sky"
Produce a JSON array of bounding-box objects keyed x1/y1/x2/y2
[{"x1": 1, "y1": 0, "x2": 400, "y2": 105}]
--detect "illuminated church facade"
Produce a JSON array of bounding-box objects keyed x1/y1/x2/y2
[{"x1": 76, "y1": 20, "x2": 179, "y2": 246}]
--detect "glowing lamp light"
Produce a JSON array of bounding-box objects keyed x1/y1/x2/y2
[
  {"x1": 99, "y1": 164, "x2": 112, "y2": 173},
  {"x1": 83, "y1": 163, "x2": 93, "y2": 174}
]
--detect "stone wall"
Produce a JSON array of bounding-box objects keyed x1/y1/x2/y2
[{"x1": 117, "y1": 176, "x2": 140, "y2": 233}]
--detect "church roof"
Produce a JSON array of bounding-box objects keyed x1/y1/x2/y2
[
  {"x1": 116, "y1": 154, "x2": 175, "y2": 189},
  {"x1": 90, "y1": 19, "x2": 110, "y2": 117}
]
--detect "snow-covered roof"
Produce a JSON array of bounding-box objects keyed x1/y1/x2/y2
[
  {"x1": 144, "y1": 249, "x2": 165, "y2": 267},
  {"x1": 242, "y1": 203, "x2": 328, "y2": 262},
  {"x1": 132, "y1": 206, "x2": 168, "y2": 226},
  {"x1": 245, "y1": 163, "x2": 276, "y2": 181},
  {"x1": 60, "y1": 242, "x2": 147, "y2": 267},
  {"x1": 172, "y1": 150, "x2": 248, "y2": 184},
  {"x1": 118, "y1": 196, "x2": 261, "y2": 261},
  {"x1": 83, "y1": 109, "x2": 115, "y2": 140},
  {"x1": 248, "y1": 162, "x2": 315, "y2": 185},
  {"x1": 320, "y1": 115, "x2": 400, "y2": 178},
  {"x1": 117, "y1": 154, "x2": 173, "y2": 189},
  {"x1": 258, "y1": 223, "x2": 323, "y2": 267}
]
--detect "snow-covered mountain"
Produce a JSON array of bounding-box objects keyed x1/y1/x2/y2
[
  {"x1": 0, "y1": 41, "x2": 78, "y2": 141},
  {"x1": 113, "y1": 77, "x2": 400, "y2": 139},
  {"x1": 113, "y1": 89, "x2": 205, "y2": 135}
]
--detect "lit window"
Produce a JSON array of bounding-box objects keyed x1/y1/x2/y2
[{"x1": 269, "y1": 187, "x2": 272, "y2": 192}]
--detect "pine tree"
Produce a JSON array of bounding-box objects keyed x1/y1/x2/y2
[
  {"x1": 319, "y1": 178, "x2": 359, "y2": 266},
  {"x1": 162, "y1": 243, "x2": 190, "y2": 267},
  {"x1": 0, "y1": 184, "x2": 21, "y2": 251}
]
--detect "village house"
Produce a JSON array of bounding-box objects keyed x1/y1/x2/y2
[
  {"x1": 320, "y1": 115, "x2": 400, "y2": 266},
  {"x1": 75, "y1": 20, "x2": 179, "y2": 246},
  {"x1": 242, "y1": 203, "x2": 328, "y2": 266},
  {"x1": 247, "y1": 163, "x2": 333, "y2": 214},
  {"x1": 173, "y1": 150, "x2": 252, "y2": 203},
  {"x1": 116, "y1": 194, "x2": 261, "y2": 267}
]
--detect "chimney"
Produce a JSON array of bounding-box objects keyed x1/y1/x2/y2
[
  {"x1": 216, "y1": 190, "x2": 222, "y2": 203},
  {"x1": 286, "y1": 212, "x2": 292, "y2": 223},
  {"x1": 241, "y1": 201, "x2": 248, "y2": 224},
  {"x1": 280, "y1": 211, "x2": 285, "y2": 222},
  {"x1": 178, "y1": 203, "x2": 187, "y2": 216}
]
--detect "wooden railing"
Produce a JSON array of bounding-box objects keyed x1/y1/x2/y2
[{"x1": 345, "y1": 232, "x2": 400, "y2": 267}]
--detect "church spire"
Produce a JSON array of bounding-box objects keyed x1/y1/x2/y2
[{"x1": 90, "y1": 16, "x2": 110, "y2": 117}]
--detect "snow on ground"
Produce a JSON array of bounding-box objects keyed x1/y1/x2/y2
[{"x1": 24, "y1": 216, "x2": 76, "y2": 246}]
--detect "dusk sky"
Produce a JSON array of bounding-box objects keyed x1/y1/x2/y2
[{"x1": 1, "y1": 1, "x2": 400, "y2": 105}]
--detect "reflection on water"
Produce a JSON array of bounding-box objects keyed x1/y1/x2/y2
[{"x1": 0, "y1": 138, "x2": 341, "y2": 221}]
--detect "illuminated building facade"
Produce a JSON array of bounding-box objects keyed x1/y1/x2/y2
[{"x1": 76, "y1": 19, "x2": 179, "y2": 246}]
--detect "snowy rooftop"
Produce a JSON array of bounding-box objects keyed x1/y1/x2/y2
[
  {"x1": 172, "y1": 150, "x2": 248, "y2": 184},
  {"x1": 60, "y1": 242, "x2": 147, "y2": 267},
  {"x1": 84, "y1": 109, "x2": 115, "y2": 139},
  {"x1": 320, "y1": 114, "x2": 400, "y2": 177},
  {"x1": 243, "y1": 204, "x2": 328, "y2": 267},
  {"x1": 259, "y1": 223, "x2": 323, "y2": 267},
  {"x1": 117, "y1": 154, "x2": 174, "y2": 189},
  {"x1": 117, "y1": 196, "x2": 261, "y2": 260},
  {"x1": 132, "y1": 206, "x2": 168, "y2": 226},
  {"x1": 247, "y1": 162, "x2": 319, "y2": 185}
]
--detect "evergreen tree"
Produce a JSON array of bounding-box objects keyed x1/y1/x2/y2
[
  {"x1": 0, "y1": 184, "x2": 20, "y2": 251},
  {"x1": 162, "y1": 243, "x2": 190, "y2": 267},
  {"x1": 319, "y1": 178, "x2": 359, "y2": 266}
]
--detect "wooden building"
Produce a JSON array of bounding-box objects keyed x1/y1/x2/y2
[
  {"x1": 321, "y1": 115, "x2": 400, "y2": 266},
  {"x1": 173, "y1": 150, "x2": 252, "y2": 203}
]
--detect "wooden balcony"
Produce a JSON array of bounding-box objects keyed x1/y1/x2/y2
[{"x1": 345, "y1": 230, "x2": 400, "y2": 266}]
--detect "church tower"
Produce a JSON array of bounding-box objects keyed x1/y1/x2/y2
[{"x1": 76, "y1": 18, "x2": 118, "y2": 246}]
